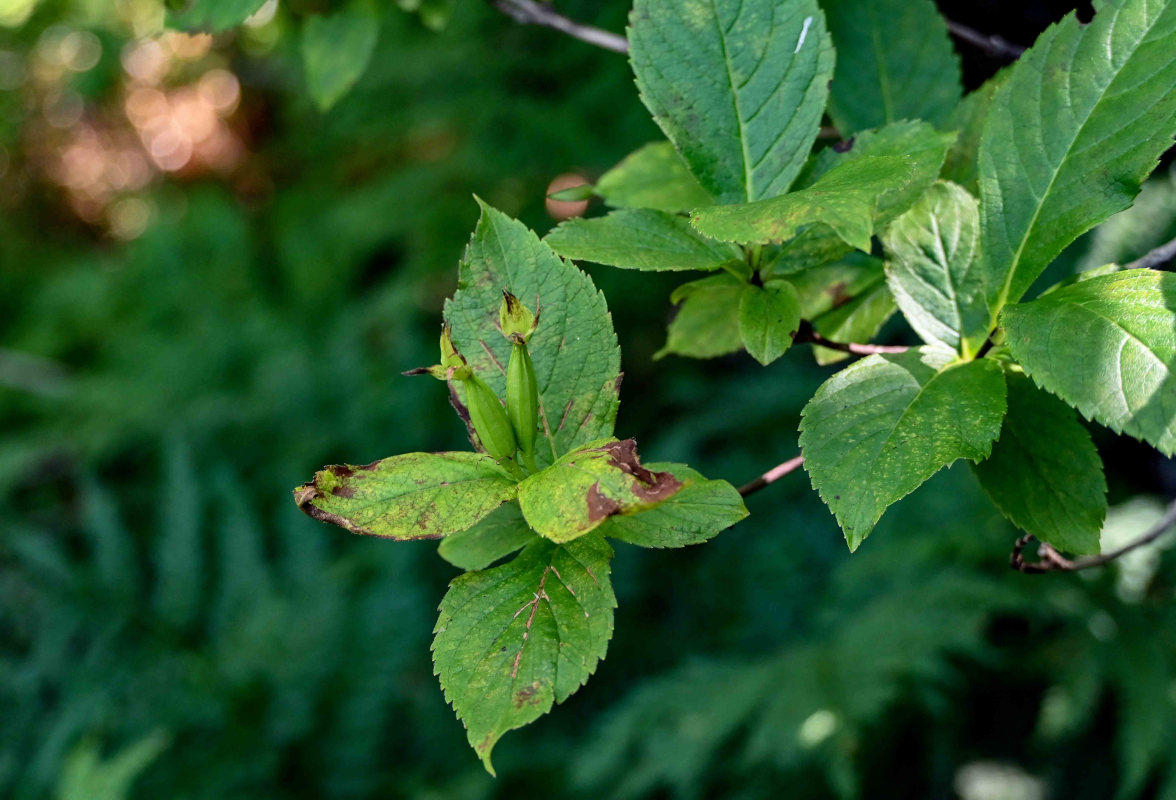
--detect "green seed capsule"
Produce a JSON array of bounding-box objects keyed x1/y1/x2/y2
[
  {"x1": 506, "y1": 340, "x2": 539, "y2": 458},
  {"x1": 464, "y1": 375, "x2": 517, "y2": 463}
]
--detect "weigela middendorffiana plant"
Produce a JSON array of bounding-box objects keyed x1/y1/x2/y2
[
  {"x1": 259, "y1": 0, "x2": 1176, "y2": 771},
  {"x1": 294, "y1": 201, "x2": 748, "y2": 771}
]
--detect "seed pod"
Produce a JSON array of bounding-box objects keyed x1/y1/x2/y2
[
  {"x1": 506, "y1": 340, "x2": 539, "y2": 457},
  {"x1": 463, "y1": 375, "x2": 517, "y2": 463}
]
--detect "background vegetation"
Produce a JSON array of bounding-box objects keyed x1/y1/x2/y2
[{"x1": 3, "y1": 0, "x2": 1176, "y2": 797}]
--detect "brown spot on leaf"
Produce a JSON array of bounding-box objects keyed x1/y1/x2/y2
[
  {"x1": 827, "y1": 281, "x2": 852, "y2": 308},
  {"x1": 332, "y1": 465, "x2": 355, "y2": 479},
  {"x1": 331, "y1": 486, "x2": 356, "y2": 499},
  {"x1": 587, "y1": 482, "x2": 621, "y2": 523},
  {"x1": 513, "y1": 683, "x2": 543, "y2": 708},
  {"x1": 602, "y1": 439, "x2": 684, "y2": 504}
]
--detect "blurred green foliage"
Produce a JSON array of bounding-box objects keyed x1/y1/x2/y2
[{"x1": 3, "y1": 1, "x2": 1176, "y2": 798}]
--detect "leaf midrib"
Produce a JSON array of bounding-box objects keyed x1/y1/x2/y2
[
  {"x1": 710, "y1": 0, "x2": 756, "y2": 201},
  {"x1": 994, "y1": 2, "x2": 1153, "y2": 313}
]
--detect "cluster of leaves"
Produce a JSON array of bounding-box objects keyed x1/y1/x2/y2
[
  {"x1": 294, "y1": 203, "x2": 749, "y2": 770},
  {"x1": 547, "y1": 0, "x2": 1176, "y2": 556},
  {"x1": 239, "y1": 0, "x2": 1176, "y2": 768}
]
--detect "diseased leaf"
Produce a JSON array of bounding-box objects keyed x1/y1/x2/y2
[
  {"x1": 302, "y1": 2, "x2": 380, "y2": 111},
  {"x1": 438, "y1": 502, "x2": 537, "y2": 571},
  {"x1": 978, "y1": 0, "x2": 1176, "y2": 318},
  {"x1": 595, "y1": 141, "x2": 714, "y2": 213},
  {"x1": 629, "y1": 0, "x2": 834, "y2": 203},
  {"x1": 800, "y1": 347, "x2": 1006, "y2": 549},
  {"x1": 545, "y1": 209, "x2": 741, "y2": 272},
  {"x1": 1002, "y1": 269, "x2": 1176, "y2": 456},
  {"x1": 766, "y1": 121, "x2": 955, "y2": 275},
  {"x1": 166, "y1": 0, "x2": 267, "y2": 31},
  {"x1": 656, "y1": 273, "x2": 745, "y2": 360},
  {"x1": 822, "y1": 0, "x2": 961, "y2": 134},
  {"x1": 517, "y1": 439, "x2": 683, "y2": 543},
  {"x1": 445, "y1": 201, "x2": 621, "y2": 465},
  {"x1": 972, "y1": 374, "x2": 1107, "y2": 554},
  {"x1": 691, "y1": 156, "x2": 915, "y2": 249},
  {"x1": 597, "y1": 463, "x2": 747, "y2": 548},
  {"x1": 433, "y1": 534, "x2": 615, "y2": 774},
  {"x1": 294, "y1": 452, "x2": 517, "y2": 540},
  {"x1": 739, "y1": 282, "x2": 801, "y2": 365},
  {"x1": 883, "y1": 181, "x2": 986, "y2": 353}
]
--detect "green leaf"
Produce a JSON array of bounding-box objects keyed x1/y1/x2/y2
[
  {"x1": 595, "y1": 141, "x2": 714, "y2": 213},
  {"x1": 596, "y1": 463, "x2": 748, "y2": 548},
  {"x1": 766, "y1": 121, "x2": 955, "y2": 275},
  {"x1": 433, "y1": 534, "x2": 615, "y2": 774},
  {"x1": 166, "y1": 0, "x2": 267, "y2": 31},
  {"x1": 941, "y1": 71, "x2": 1008, "y2": 194},
  {"x1": 545, "y1": 209, "x2": 741, "y2": 272},
  {"x1": 691, "y1": 156, "x2": 915, "y2": 249},
  {"x1": 822, "y1": 0, "x2": 961, "y2": 134},
  {"x1": 883, "y1": 181, "x2": 985, "y2": 353},
  {"x1": 445, "y1": 201, "x2": 621, "y2": 464},
  {"x1": 972, "y1": 374, "x2": 1106, "y2": 554},
  {"x1": 517, "y1": 439, "x2": 683, "y2": 543},
  {"x1": 302, "y1": 2, "x2": 380, "y2": 111},
  {"x1": 810, "y1": 270, "x2": 896, "y2": 366},
  {"x1": 438, "y1": 502, "x2": 538, "y2": 571},
  {"x1": 978, "y1": 0, "x2": 1176, "y2": 318},
  {"x1": 294, "y1": 452, "x2": 517, "y2": 540},
  {"x1": 739, "y1": 282, "x2": 801, "y2": 365},
  {"x1": 790, "y1": 253, "x2": 884, "y2": 318},
  {"x1": 789, "y1": 255, "x2": 895, "y2": 365},
  {"x1": 629, "y1": 0, "x2": 835, "y2": 204},
  {"x1": 1002, "y1": 269, "x2": 1176, "y2": 456},
  {"x1": 1078, "y1": 164, "x2": 1176, "y2": 273},
  {"x1": 656, "y1": 273, "x2": 745, "y2": 359},
  {"x1": 799, "y1": 347, "x2": 1006, "y2": 549}
]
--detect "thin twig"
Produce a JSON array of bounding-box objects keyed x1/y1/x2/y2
[
  {"x1": 739, "y1": 454, "x2": 804, "y2": 497},
  {"x1": 1126, "y1": 235, "x2": 1176, "y2": 271},
  {"x1": 945, "y1": 19, "x2": 1026, "y2": 60},
  {"x1": 490, "y1": 0, "x2": 628, "y2": 53},
  {"x1": 1011, "y1": 499, "x2": 1176, "y2": 574},
  {"x1": 489, "y1": 0, "x2": 1025, "y2": 67},
  {"x1": 794, "y1": 321, "x2": 909, "y2": 357}
]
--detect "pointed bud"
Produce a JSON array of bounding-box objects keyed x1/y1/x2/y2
[
  {"x1": 440, "y1": 324, "x2": 468, "y2": 370},
  {"x1": 404, "y1": 325, "x2": 470, "y2": 381},
  {"x1": 499, "y1": 290, "x2": 536, "y2": 343}
]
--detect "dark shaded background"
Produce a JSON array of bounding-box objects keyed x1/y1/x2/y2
[{"x1": 3, "y1": 1, "x2": 1176, "y2": 798}]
